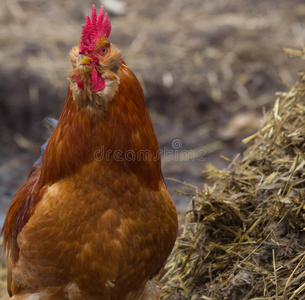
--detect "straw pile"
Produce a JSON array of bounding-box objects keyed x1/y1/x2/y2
[{"x1": 158, "y1": 56, "x2": 305, "y2": 299}]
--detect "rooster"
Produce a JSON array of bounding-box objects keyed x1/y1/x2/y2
[{"x1": 2, "y1": 6, "x2": 178, "y2": 300}]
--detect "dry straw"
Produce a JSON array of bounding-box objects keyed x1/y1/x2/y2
[{"x1": 158, "y1": 50, "x2": 305, "y2": 299}]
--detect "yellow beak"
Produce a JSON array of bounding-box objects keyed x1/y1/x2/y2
[{"x1": 77, "y1": 55, "x2": 94, "y2": 67}]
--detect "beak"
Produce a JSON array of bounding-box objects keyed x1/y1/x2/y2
[{"x1": 77, "y1": 54, "x2": 94, "y2": 67}]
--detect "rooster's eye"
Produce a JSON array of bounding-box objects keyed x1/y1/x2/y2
[{"x1": 101, "y1": 47, "x2": 108, "y2": 55}]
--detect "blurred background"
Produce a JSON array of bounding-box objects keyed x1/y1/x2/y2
[{"x1": 1, "y1": 0, "x2": 305, "y2": 225}]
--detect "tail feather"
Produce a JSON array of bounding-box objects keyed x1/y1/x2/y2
[{"x1": 34, "y1": 118, "x2": 58, "y2": 166}]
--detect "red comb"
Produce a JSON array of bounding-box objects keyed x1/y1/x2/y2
[{"x1": 79, "y1": 5, "x2": 111, "y2": 54}]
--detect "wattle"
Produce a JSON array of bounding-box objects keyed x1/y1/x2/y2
[
  {"x1": 90, "y1": 66, "x2": 105, "y2": 92},
  {"x1": 74, "y1": 70, "x2": 84, "y2": 89}
]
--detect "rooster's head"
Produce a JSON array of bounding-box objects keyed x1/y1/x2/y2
[{"x1": 69, "y1": 5, "x2": 122, "y2": 113}]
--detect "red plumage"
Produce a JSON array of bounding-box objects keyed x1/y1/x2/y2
[{"x1": 2, "y1": 6, "x2": 177, "y2": 300}]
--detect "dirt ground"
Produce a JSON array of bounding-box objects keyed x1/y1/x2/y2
[{"x1": 0, "y1": 0, "x2": 304, "y2": 298}]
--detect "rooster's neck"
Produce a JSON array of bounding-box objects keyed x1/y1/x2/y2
[{"x1": 39, "y1": 64, "x2": 162, "y2": 190}]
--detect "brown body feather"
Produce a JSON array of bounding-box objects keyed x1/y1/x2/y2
[{"x1": 2, "y1": 62, "x2": 178, "y2": 299}]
